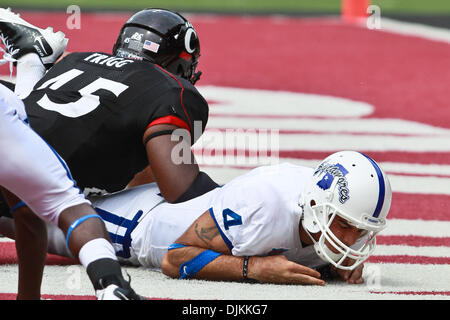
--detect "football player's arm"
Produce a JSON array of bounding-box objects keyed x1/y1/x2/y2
[
  {"x1": 161, "y1": 210, "x2": 325, "y2": 285},
  {"x1": 0, "y1": 188, "x2": 47, "y2": 300},
  {"x1": 126, "y1": 165, "x2": 156, "y2": 189},
  {"x1": 143, "y1": 123, "x2": 199, "y2": 203}
]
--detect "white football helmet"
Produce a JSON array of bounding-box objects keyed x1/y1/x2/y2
[{"x1": 299, "y1": 151, "x2": 392, "y2": 270}]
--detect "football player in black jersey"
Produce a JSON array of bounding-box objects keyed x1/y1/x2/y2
[
  {"x1": 0, "y1": 7, "x2": 218, "y2": 299},
  {"x1": 4, "y1": 8, "x2": 217, "y2": 203}
]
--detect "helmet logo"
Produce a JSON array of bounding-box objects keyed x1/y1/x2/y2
[
  {"x1": 184, "y1": 23, "x2": 198, "y2": 54},
  {"x1": 130, "y1": 32, "x2": 144, "y2": 41},
  {"x1": 314, "y1": 162, "x2": 350, "y2": 204},
  {"x1": 123, "y1": 32, "x2": 146, "y2": 52}
]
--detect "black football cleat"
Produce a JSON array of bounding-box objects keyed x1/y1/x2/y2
[
  {"x1": 95, "y1": 273, "x2": 146, "y2": 300},
  {"x1": 0, "y1": 8, "x2": 68, "y2": 69},
  {"x1": 96, "y1": 284, "x2": 146, "y2": 300}
]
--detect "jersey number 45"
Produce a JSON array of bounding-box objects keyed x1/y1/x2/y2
[{"x1": 36, "y1": 68, "x2": 129, "y2": 118}]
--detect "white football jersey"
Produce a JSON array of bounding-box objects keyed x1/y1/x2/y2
[{"x1": 90, "y1": 163, "x2": 327, "y2": 270}]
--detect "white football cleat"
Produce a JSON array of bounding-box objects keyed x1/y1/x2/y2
[
  {"x1": 0, "y1": 7, "x2": 68, "y2": 69},
  {"x1": 96, "y1": 284, "x2": 145, "y2": 300}
]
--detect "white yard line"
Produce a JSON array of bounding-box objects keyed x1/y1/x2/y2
[
  {"x1": 195, "y1": 131, "x2": 450, "y2": 152},
  {"x1": 374, "y1": 244, "x2": 450, "y2": 257},
  {"x1": 201, "y1": 166, "x2": 450, "y2": 195},
  {"x1": 380, "y1": 17, "x2": 450, "y2": 44},
  {"x1": 196, "y1": 157, "x2": 450, "y2": 177},
  {"x1": 206, "y1": 117, "x2": 450, "y2": 136},
  {"x1": 0, "y1": 262, "x2": 448, "y2": 300},
  {"x1": 382, "y1": 219, "x2": 450, "y2": 238}
]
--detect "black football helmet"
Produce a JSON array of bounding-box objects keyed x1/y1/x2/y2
[{"x1": 112, "y1": 8, "x2": 201, "y2": 84}]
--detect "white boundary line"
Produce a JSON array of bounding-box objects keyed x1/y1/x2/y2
[{"x1": 379, "y1": 17, "x2": 450, "y2": 44}]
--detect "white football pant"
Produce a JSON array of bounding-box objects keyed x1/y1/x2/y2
[{"x1": 0, "y1": 83, "x2": 89, "y2": 225}]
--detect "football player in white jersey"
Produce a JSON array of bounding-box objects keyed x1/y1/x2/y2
[
  {"x1": 0, "y1": 7, "x2": 214, "y2": 300},
  {"x1": 0, "y1": 86, "x2": 144, "y2": 299},
  {"x1": 0, "y1": 13, "x2": 144, "y2": 299},
  {"x1": 162, "y1": 151, "x2": 391, "y2": 285},
  {"x1": 1, "y1": 151, "x2": 392, "y2": 285}
]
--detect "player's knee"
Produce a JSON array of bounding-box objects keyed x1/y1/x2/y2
[{"x1": 0, "y1": 83, "x2": 27, "y2": 120}]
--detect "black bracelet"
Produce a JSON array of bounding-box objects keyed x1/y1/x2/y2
[
  {"x1": 242, "y1": 256, "x2": 258, "y2": 283},
  {"x1": 243, "y1": 256, "x2": 250, "y2": 280}
]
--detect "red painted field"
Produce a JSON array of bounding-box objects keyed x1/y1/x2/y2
[{"x1": 0, "y1": 11, "x2": 449, "y2": 300}]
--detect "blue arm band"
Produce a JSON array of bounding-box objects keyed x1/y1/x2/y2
[
  {"x1": 9, "y1": 201, "x2": 27, "y2": 215},
  {"x1": 66, "y1": 214, "x2": 104, "y2": 248},
  {"x1": 168, "y1": 243, "x2": 187, "y2": 250},
  {"x1": 179, "y1": 250, "x2": 222, "y2": 279}
]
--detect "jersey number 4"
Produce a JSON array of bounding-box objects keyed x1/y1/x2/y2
[
  {"x1": 222, "y1": 208, "x2": 242, "y2": 230},
  {"x1": 36, "y1": 68, "x2": 129, "y2": 118}
]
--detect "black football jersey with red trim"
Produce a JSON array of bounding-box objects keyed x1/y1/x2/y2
[{"x1": 23, "y1": 52, "x2": 209, "y2": 193}]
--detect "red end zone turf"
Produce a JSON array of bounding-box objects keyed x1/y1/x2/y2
[
  {"x1": 0, "y1": 11, "x2": 448, "y2": 300},
  {"x1": 1, "y1": 12, "x2": 449, "y2": 130},
  {"x1": 0, "y1": 241, "x2": 77, "y2": 265}
]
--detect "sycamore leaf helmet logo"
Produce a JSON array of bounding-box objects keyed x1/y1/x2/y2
[{"x1": 314, "y1": 161, "x2": 350, "y2": 204}]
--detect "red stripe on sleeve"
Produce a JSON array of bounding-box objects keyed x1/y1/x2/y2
[{"x1": 146, "y1": 115, "x2": 191, "y2": 132}]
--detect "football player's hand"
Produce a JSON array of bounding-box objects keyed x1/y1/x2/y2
[
  {"x1": 249, "y1": 255, "x2": 325, "y2": 286},
  {"x1": 331, "y1": 260, "x2": 364, "y2": 284}
]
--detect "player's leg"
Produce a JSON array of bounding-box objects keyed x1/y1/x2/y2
[
  {"x1": 0, "y1": 89, "x2": 84, "y2": 221},
  {"x1": 0, "y1": 214, "x2": 74, "y2": 258},
  {"x1": 0, "y1": 8, "x2": 67, "y2": 98},
  {"x1": 0, "y1": 85, "x2": 143, "y2": 299},
  {"x1": 0, "y1": 216, "x2": 15, "y2": 239},
  {"x1": 1, "y1": 188, "x2": 49, "y2": 300},
  {"x1": 14, "y1": 53, "x2": 46, "y2": 99}
]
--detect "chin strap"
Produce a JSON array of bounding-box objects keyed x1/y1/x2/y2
[
  {"x1": 314, "y1": 239, "x2": 345, "y2": 264},
  {"x1": 301, "y1": 218, "x2": 345, "y2": 264},
  {"x1": 190, "y1": 70, "x2": 202, "y2": 84}
]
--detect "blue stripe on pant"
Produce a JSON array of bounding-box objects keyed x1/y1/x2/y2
[{"x1": 95, "y1": 207, "x2": 143, "y2": 259}]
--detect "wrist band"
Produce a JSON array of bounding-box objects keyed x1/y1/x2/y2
[
  {"x1": 243, "y1": 256, "x2": 258, "y2": 283},
  {"x1": 243, "y1": 256, "x2": 250, "y2": 280},
  {"x1": 179, "y1": 250, "x2": 222, "y2": 279}
]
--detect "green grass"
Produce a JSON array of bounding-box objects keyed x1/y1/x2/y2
[
  {"x1": 371, "y1": 0, "x2": 450, "y2": 14},
  {"x1": 1, "y1": 0, "x2": 450, "y2": 14},
  {"x1": 1, "y1": 0, "x2": 341, "y2": 12}
]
